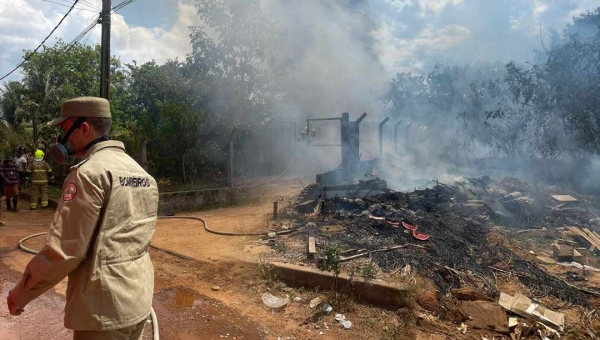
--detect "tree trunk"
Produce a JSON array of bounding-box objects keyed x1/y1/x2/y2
[
  {"x1": 229, "y1": 127, "x2": 237, "y2": 188},
  {"x1": 182, "y1": 152, "x2": 186, "y2": 183},
  {"x1": 140, "y1": 137, "x2": 148, "y2": 170},
  {"x1": 32, "y1": 113, "x2": 38, "y2": 149}
]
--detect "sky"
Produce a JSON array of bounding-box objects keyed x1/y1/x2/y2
[{"x1": 1, "y1": 0, "x2": 600, "y2": 83}]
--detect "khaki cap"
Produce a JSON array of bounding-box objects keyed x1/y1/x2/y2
[{"x1": 47, "y1": 97, "x2": 111, "y2": 126}]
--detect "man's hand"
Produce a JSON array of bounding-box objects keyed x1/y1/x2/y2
[{"x1": 7, "y1": 291, "x2": 24, "y2": 316}]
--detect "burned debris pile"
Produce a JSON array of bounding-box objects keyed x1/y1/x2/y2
[{"x1": 275, "y1": 176, "x2": 600, "y2": 307}]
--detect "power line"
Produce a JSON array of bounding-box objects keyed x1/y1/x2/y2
[
  {"x1": 0, "y1": 0, "x2": 81, "y2": 81},
  {"x1": 65, "y1": 0, "x2": 140, "y2": 51},
  {"x1": 81, "y1": 27, "x2": 94, "y2": 45},
  {"x1": 79, "y1": 0, "x2": 98, "y2": 8},
  {"x1": 56, "y1": 0, "x2": 98, "y2": 11},
  {"x1": 80, "y1": 0, "x2": 101, "y2": 11},
  {"x1": 40, "y1": 0, "x2": 98, "y2": 12},
  {"x1": 112, "y1": 0, "x2": 139, "y2": 13},
  {"x1": 66, "y1": 0, "x2": 141, "y2": 50},
  {"x1": 65, "y1": 15, "x2": 100, "y2": 51},
  {"x1": 49, "y1": 0, "x2": 98, "y2": 11}
]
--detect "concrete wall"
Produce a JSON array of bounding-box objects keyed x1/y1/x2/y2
[
  {"x1": 158, "y1": 187, "x2": 253, "y2": 215},
  {"x1": 270, "y1": 262, "x2": 411, "y2": 308},
  {"x1": 26, "y1": 187, "x2": 254, "y2": 215}
]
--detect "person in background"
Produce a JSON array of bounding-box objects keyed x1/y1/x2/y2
[
  {"x1": 15, "y1": 146, "x2": 28, "y2": 195},
  {"x1": 1, "y1": 156, "x2": 20, "y2": 211},
  {"x1": 27, "y1": 150, "x2": 34, "y2": 165},
  {"x1": 26, "y1": 150, "x2": 54, "y2": 210}
]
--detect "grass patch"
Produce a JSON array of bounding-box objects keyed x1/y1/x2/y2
[{"x1": 258, "y1": 254, "x2": 278, "y2": 284}]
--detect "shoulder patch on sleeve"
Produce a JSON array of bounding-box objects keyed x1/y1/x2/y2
[{"x1": 63, "y1": 183, "x2": 78, "y2": 201}]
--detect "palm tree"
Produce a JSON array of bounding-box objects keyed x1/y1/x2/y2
[
  {"x1": 0, "y1": 81, "x2": 25, "y2": 126},
  {"x1": 21, "y1": 70, "x2": 59, "y2": 147}
]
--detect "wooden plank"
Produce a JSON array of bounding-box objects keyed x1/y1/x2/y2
[
  {"x1": 567, "y1": 227, "x2": 585, "y2": 239},
  {"x1": 567, "y1": 227, "x2": 598, "y2": 248},
  {"x1": 583, "y1": 228, "x2": 600, "y2": 245},
  {"x1": 583, "y1": 228, "x2": 600, "y2": 249},
  {"x1": 308, "y1": 237, "x2": 316, "y2": 255},
  {"x1": 593, "y1": 231, "x2": 600, "y2": 244},
  {"x1": 307, "y1": 224, "x2": 316, "y2": 256},
  {"x1": 572, "y1": 227, "x2": 600, "y2": 249},
  {"x1": 552, "y1": 195, "x2": 578, "y2": 202}
]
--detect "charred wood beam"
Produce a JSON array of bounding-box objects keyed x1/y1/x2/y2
[
  {"x1": 379, "y1": 117, "x2": 390, "y2": 156},
  {"x1": 356, "y1": 112, "x2": 368, "y2": 124}
]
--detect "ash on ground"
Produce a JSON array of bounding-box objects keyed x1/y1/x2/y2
[{"x1": 271, "y1": 176, "x2": 600, "y2": 307}]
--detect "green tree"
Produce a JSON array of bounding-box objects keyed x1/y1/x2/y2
[
  {"x1": 189, "y1": 0, "x2": 278, "y2": 129},
  {"x1": 158, "y1": 103, "x2": 204, "y2": 182},
  {"x1": 17, "y1": 40, "x2": 129, "y2": 149}
]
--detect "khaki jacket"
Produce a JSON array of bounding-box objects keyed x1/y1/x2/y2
[
  {"x1": 26, "y1": 159, "x2": 54, "y2": 185},
  {"x1": 12, "y1": 141, "x2": 159, "y2": 331}
]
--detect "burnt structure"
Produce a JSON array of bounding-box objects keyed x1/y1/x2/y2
[{"x1": 308, "y1": 112, "x2": 382, "y2": 186}]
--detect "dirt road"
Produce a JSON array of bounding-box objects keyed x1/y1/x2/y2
[{"x1": 0, "y1": 181, "x2": 401, "y2": 340}]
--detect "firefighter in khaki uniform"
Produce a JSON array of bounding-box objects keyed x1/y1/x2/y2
[
  {"x1": 7, "y1": 97, "x2": 159, "y2": 340},
  {"x1": 26, "y1": 149, "x2": 55, "y2": 209}
]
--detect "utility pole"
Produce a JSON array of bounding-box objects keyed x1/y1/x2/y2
[{"x1": 100, "y1": 0, "x2": 111, "y2": 99}]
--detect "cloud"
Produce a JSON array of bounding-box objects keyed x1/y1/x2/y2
[
  {"x1": 2, "y1": 0, "x2": 600, "y2": 86},
  {"x1": 0, "y1": 0, "x2": 91, "y2": 79},
  {"x1": 0, "y1": 0, "x2": 196, "y2": 81},
  {"x1": 382, "y1": 0, "x2": 412, "y2": 11},
  {"x1": 110, "y1": 1, "x2": 199, "y2": 65},
  {"x1": 373, "y1": 22, "x2": 471, "y2": 72},
  {"x1": 417, "y1": 0, "x2": 464, "y2": 13}
]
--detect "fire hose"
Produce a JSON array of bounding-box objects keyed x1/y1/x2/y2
[{"x1": 16, "y1": 216, "x2": 297, "y2": 339}]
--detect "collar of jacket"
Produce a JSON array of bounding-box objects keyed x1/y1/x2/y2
[{"x1": 80, "y1": 140, "x2": 126, "y2": 162}]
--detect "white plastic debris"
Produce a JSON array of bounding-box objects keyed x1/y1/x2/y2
[
  {"x1": 267, "y1": 232, "x2": 277, "y2": 239},
  {"x1": 293, "y1": 297, "x2": 303, "y2": 302},
  {"x1": 262, "y1": 293, "x2": 288, "y2": 309},
  {"x1": 322, "y1": 304, "x2": 332, "y2": 314},
  {"x1": 557, "y1": 262, "x2": 600, "y2": 272},
  {"x1": 334, "y1": 313, "x2": 351, "y2": 329},
  {"x1": 341, "y1": 320, "x2": 352, "y2": 329}
]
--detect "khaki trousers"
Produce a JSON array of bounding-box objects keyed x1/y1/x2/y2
[
  {"x1": 30, "y1": 183, "x2": 49, "y2": 209},
  {"x1": 73, "y1": 319, "x2": 147, "y2": 340}
]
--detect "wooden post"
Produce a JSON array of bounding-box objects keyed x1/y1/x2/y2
[
  {"x1": 273, "y1": 202, "x2": 278, "y2": 220},
  {"x1": 379, "y1": 117, "x2": 390, "y2": 156},
  {"x1": 228, "y1": 127, "x2": 237, "y2": 188},
  {"x1": 394, "y1": 120, "x2": 402, "y2": 154},
  {"x1": 308, "y1": 224, "x2": 317, "y2": 257},
  {"x1": 100, "y1": 0, "x2": 112, "y2": 99}
]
